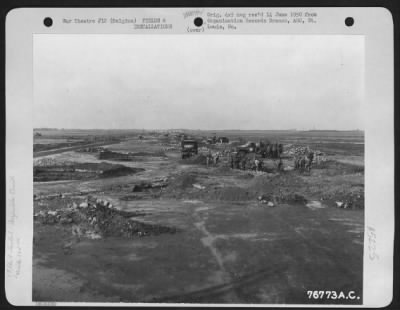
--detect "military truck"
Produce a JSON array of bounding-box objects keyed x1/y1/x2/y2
[
  {"x1": 236, "y1": 141, "x2": 283, "y2": 159},
  {"x1": 236, "y1": 142, "x2": 257, "y2": 155},
  {"x1": 181, "y1": 140, "x2": 198, "y2": 159}
]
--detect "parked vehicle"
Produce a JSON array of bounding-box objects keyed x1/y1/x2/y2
[{"x1": 181, "y1": 140, "x2": 198, "y2": 159}]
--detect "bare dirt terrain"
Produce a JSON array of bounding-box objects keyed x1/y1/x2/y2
[{"x1": 33, "y1": 129, "x2": 364, "y2": 304}]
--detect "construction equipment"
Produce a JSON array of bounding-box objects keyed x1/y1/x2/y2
[{"x1": 181, "y1": 140, "x2": 198, "y2": 159}]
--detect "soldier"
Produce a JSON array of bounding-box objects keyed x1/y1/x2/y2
[
  {"x1": 229, "y1": 152, "x2": 234, "y2": 169},
  {"x1": 307, "y1": 151, "x2": 314, "y2": 163},
  {"x1": 266, "y1": 144, "x2": 271, "y2": 158},
  {"x1": 258, "y1": 159, "x2": 263, "y2": 172},
  {"x1": 271, "y1": 144, "x2": 277, "y2": 158},
  {"x1": 315, "y1": 153, "x2": 320, "y2": 165},
  {"x1": 214, "y1": 152, "x2": 220, "y2": 165},
  {"x1": 278, "y1": 158, "x2": 283, "y2": 171},
  {"x1": 254, "y1": 158, "x2": 260, "y2": 172},
  {"x1": 306, "y1": 152, "x2": 314, "y2": 171},
  {"x1": 234, "y1": 153, "x2": 241, "y2": 169},
  {"x1": 206, "y1": 151, "x2": 212, "y2": 168},
  {"x1": 300, "y1": 156, "x2": 306, "y2": 171},
  {"x1": 258, "y1": 141, "x2": 264, "y2": 154},
  {"x1": 241, "y1": 158, "x2": 246, "y2": 170}
]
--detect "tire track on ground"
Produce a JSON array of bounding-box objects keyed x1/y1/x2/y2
[{"x1": 191, "y1": 204, "x2": 240, "y2": 302}]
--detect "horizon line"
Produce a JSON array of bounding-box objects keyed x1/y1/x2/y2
[{"x1": 33, "y1": 128, "x2": 364, "y2": 132}]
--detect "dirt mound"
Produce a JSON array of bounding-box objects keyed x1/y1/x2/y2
[
  {"x1": 130, "y1": 151, "x2": 166, "y2": 157},
  {"x1": 34, "y1": 199, "x2": 178, "y2": 238},
  {"x1": 99, "y1": 150, "x2": 166, "y2": 161},
  {"x1": 34, "y1": 162, "x2": 144, "y2": 182},
  {"x1": 169, "y1": 173, "x2": 198, "y2": 190},
  {"x1": 179, "y1": 154, "x2": 207, "y2": 165},
  {"x1": 101, "y1": 166, "x2": 142, "y2": 178}
]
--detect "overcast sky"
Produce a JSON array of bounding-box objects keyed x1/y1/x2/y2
[{"x1": 34, "y1": 34, "x2": 364, "y2": 130}]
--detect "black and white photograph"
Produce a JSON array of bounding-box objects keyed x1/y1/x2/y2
[{"x1": 30, "y1": 33, "x2": 368, "y2": 304}]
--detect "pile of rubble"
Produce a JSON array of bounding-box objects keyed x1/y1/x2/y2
[
  {"x1": 319, "y1": 190, "x2": 364, "y2": 209},
  {"x1": 132, "y1": 177, "x2": 169, "y2": 192},
  {"x1": 284, "y1": 145, "x2": 325, "y2": 157},
  {"x1": 284, "y1": 145, "x2": 327, "y2": 165},
  {"x1": 34, "y1": 197, "x2": 178, "y2": 239},
  {"x1": 257, "y1": 192, "x2": 308, "y2": 207},
  {"x1": 162, "y1": 146, "x2": 178, "y2": 151},
  {"x1": 334, "y1": 195, "x2": 364, "y2": 209},
  {"x1": 284, "y1": 145, "x2": 311, "y2": 156},
  {"x1": 257, "y1": 194, "x2": 277, "y2": 207}
]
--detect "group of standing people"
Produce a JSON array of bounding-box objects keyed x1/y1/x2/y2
[
  {"x1": 204, "y1": 143, "x2": 316, "y2": 173},
  {"x1": 205, "y1": 145, "x2": 285, "y2": 173},
  {"x1": 229, "y1": 151, "x2": 248, "y2": 170},
  {"x1": 259, "y1": 143, "x2": 283, "y2": 159},
  {"x1": 229, "y1": 152, "x2": 271, "y2": 172},
  {"x1": 206, "y1": 151, "x2": 221, "y2": 167},
  {"x1": 294, "y1": 152, "x2": 314, "y2": 172}
]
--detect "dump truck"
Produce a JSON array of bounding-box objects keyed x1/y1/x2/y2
[
  {"x1": 181, "y1": 140, "x2": 198, "y2": 159},
  {"x1": 236, "y1": 141, "x2": 283, "y2": 159}
]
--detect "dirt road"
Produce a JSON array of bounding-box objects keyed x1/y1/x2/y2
[{"x1": 34, "y1": 141, "x2": 125, "y2": 158}]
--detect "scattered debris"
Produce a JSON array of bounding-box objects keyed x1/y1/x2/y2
[
  {"x1": 193, "y1": 183, "x2": 206, "y2": 190},
  {"x1": 288, "y1": 193, "x2": 308, "y2": 204},
  {"x1": 306, "y1": 200, "x2": 325, "y2": 210},
  {"x1": 132, "y1": 178, "x2": 169, "y2": 192},
  {"x1": 257, "y1": 194, "x2": 277, "y2": 207},
  {"x1": 34, "y1": 197, "x2": 179, "y2": 239},
  {"x1": 335, "y1": 201, "x2": 352, "y2": 209},
  {"x1": 336, "y1": 201, "x2": 344, "y2": 208}
]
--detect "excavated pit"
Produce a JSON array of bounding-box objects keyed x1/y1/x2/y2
[{"x1": 34, "y1": 199, "x2": 178, "y2": 239}]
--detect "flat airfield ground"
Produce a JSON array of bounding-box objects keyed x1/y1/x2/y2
[{"x1": 33, "y1": 130, "x2": 364, "y2": 304}]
